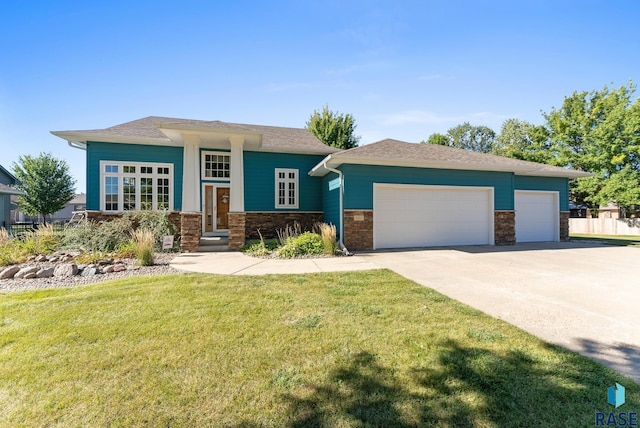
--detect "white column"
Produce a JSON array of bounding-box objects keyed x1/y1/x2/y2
[
  {"x1": 229, "y1": 136, "x2": 245, "y2": 212},
  {"x1": 181, "y1": 134, "x2": 201, "y2": 213}
]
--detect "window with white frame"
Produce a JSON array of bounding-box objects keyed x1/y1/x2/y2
[
  {"x1": 202, "y1": 152, "x2": 230, "y2": 178},
  {"x1": 275, "y1": 168, "x2": 298, "y2": 209},
  {"x1": 101, "y1": 161, "x2": 173, "y2": 212}
]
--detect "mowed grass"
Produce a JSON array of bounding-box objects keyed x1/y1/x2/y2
[
  {"x1": 570, "y1": 233, "x2": 640, "y2": 247},
  {"x1": 1, "y1": 271, "x2": 638, "y2": 427}
]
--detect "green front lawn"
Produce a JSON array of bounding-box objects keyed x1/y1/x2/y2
[
  {"x1": 1, "y1": 271, "x2": 637, "y2": 426},
  {"x1": 570, "y1": 233, "x2": 640, "y2": 247}
]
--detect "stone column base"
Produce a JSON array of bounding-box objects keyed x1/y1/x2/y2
[
  {"x1": 228, "y1": 212, "x2": 246, "y2": 250},
  {"x1": 344, "y1": 210, "x2": 373, "y2": 251},
  {"x1": 560, "y1": 212, "x2": 569, "y2": 241},
  {"x1": 494, "y1": 211, "x2": 515, "y2": 245},
  {"x1": 180, "y1": 212, "x2": 202, "y2": 252}
]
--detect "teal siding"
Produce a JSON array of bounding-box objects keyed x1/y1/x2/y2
[
  {"x1": 514, "y1": 176, "x2": 570, "y2": 211},
  {"x1": 322, "y1": 172, "x2": 340, "y2": 232},
  {"x1": 86, "y1": 142, "x2": 183, "y2": 211},
  {"x1": 243, "y1": 151, "x2": 325, "y2": 211},
  {"x1": 341, "y1": 164, "x2": 515, "y2": 210}
]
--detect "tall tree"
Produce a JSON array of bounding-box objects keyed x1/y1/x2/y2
[
  {"x1": 447, "y1": 122, "x2": 496, "y2": 153},
  {"x1": 421, "y1": 133, "x2": 450, "y2": 146},
  {"x1": 12, "y1": 153, "x2": 76, "y2": 225},
  {"x1": 424, "y1": 122, "x2": 497, "y2": 153},
  {"x1": 544, "y1": 81, "x2": 640, "y2": 215},
  {"x1": 306, "y1": 105, "x2": 360, "y2": 149},
  {"x1": 495, "y1": 118, "x2": 554, "y2": 164}
]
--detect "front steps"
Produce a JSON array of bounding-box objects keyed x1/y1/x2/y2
[{"x1": 198, "y1": 236, "x2": 229, "y2": 252}]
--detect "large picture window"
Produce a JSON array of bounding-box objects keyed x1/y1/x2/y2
[
  {"x1": 101, "y1": 161, "x2": 173, "y2": 212},
  {"x1": 275, "y1": 168, "x2": 298, "y2": 209}
]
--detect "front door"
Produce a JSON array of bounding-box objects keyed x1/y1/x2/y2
[
  {"x1": 203, "y1": 185, "x2": 230, "y2": 234},
  {"x1": 216, "y1": 187, "x2": 230, "y2": 229}
]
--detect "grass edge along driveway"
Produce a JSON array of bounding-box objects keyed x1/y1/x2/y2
[{"x1": 1, "y1": 270, "x2": 638, "y2": 427}]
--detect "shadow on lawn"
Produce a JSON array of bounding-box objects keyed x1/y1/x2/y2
[{"x1": 272, "y1": 342, "x2": 638, "y2": 427}]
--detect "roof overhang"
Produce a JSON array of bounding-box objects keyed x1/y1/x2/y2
[
  {"x1": 157, "y1": 124, "x2": 263, "y2": 150},
  {"x1": 51, "y1": 131, "x2": 173, "y2": 149},
  {"x1": 0, "y1": 187, "x2": 23, "y2": 196},
  {"x1": 309, "y1": 154, "x2": 593, "y2": 179}
]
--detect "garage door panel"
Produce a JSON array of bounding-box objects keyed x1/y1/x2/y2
[
  {"x1": 374, "y1": 185, "x2": 493, "y2": 249},
  {"x1": 515, "y1": 191, "x2": 558, "y2": 242}
]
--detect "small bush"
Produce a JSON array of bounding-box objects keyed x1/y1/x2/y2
[
  {"x1": 20, "y1": 224, "x2": 61, "y2": 255},
  {"x1": 314, "y1": 222, "x2": 337, "y2": 255},
  {"x1": 276, "y1": 232, "x2": 324, "y2": 258},
  {"x1": 131, "y1": 228, "x2": 155, "y2": 266}
]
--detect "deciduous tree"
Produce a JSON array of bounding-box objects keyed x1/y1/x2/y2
[
  {"x1": 306, "y1": 105, "x2": 360, "y2": 150},
  {"x1": 12, "y1": 153, "x2": 76, "y2": 225}
]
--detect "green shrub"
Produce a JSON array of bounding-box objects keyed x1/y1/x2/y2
[
  {"x1": 276, "y1": 232, "x2": 324, "y2": 258},
  {"x1": 59, "y1": 211, "x2": 177, "y2": 253},
  {"x1": 19, "y1": 225, "x2": 61, "y2": 255},
  {"x1": 241, "y1": 240, "x2": 271, "y2": 257}
]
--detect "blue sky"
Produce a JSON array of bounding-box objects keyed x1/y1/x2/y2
[{"x1": 1, "y1": 1, "x2": 639, "y2": 192}]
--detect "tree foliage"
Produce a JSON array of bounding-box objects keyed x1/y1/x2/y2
[
  {"x1": 424, "y1": 122, "x2": 496, "y2": 153},
  {"x1": 544, "y1": 81, "x2": 640, "y2": 216},
  {"x1": 306, "y1": 105, "x2": 360, "y2": 150},
  {"x1": 421, "y1": 133, "x2": 450, "y2": 146},
  {"x1": 12, "y1": 153, "x2": 76, "y2": 225},
  {"x1": 494, "y1": 119, "x2": 554, "y2": 164}
]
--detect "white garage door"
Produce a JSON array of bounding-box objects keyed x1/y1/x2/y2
[
  {"x1": 515, "y1": 191, "x2": 559, "y2": 242},
  {"x1": 373, "y1": 184, "x2": 494, "y2": 249}
]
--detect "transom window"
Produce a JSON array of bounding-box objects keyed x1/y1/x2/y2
[
  {"x1": 101, "y1": 161, "x2": 173, "y2": 212},
  {"x1": 202, "y1": 152, "x2": 230, "y2": 178},
  {"x1": 275, "y1": 168, "x2": 298, "y2": 209}
]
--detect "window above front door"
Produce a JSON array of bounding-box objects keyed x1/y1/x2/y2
[{"x1": 202, "y1": 151, "x2": 230, "y2": 179}]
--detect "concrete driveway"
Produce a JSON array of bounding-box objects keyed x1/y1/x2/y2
[{"x1": 359, "y1": 242, "x2": 640, "y2": 382}]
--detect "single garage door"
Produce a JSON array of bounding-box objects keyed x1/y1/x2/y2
[
  {"x1": 515, "y1": 191, "x2": 559, "y2": 242},
  {"x1": 373, "y1": 184, "x2": 494, "y2": 249}
]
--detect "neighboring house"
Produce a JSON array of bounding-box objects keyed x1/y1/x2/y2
[
  {"x1": 0, "y1": 165, "x2": 22, "y2": 229},
  {"x1": 12, "y1": 193, "x2": 87, "y2": 224},
  {"x1": 52, "y1": 116, "x2": 589, "y2": 251}
]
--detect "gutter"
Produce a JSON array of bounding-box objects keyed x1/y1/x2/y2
[
  {"x1": 68, "y1": 141, "x2": 87, "y2": 150},
  {"x1": 322, "y1": 162, "x2": 350, "y2": 255}
]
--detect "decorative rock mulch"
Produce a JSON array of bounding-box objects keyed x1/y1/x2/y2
[{"x1": 0, "y1": 252, "x2": 185, "y2": 292}]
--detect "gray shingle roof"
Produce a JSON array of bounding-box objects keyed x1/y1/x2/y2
[
  {"x1": 313, "y1": 138, "x2": 591, "y2": 178},
  {"x1": 53, "y1": 116, "x2": 338, "y2": 154},
  {"x1": 0, "y1": 183, "x2": 23, "y2": 195}
]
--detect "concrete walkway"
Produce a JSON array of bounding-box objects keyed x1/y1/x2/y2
[{"x1": 170, "y1": 252, "x2": 382, "y2": 275}]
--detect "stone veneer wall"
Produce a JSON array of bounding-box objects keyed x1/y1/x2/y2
[
  {"x1": 180, "y1": 213, "x2": 201, "y2": 252},
  {"x1": 243, "y1": 212, "x2": 324, "y2": 240},
  {"x1": 494, "y1": 211, "x2": 515, "y2": 245},
  {"x1": 343, "y1": 210, "x2": 373, "y2": 251},
  {"x1": 228, "y1": 213, "x2": 246, "y2": 250},
  {"x1": 560, "y1": 211, "x2": 569, "y2": 241}
]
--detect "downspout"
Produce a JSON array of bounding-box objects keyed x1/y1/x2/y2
[{"x1": 323, "y1": 162, "x2": 350, "y2": 255}]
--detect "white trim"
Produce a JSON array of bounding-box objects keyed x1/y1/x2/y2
[
  {"x1": 372, "y1": 183, "x2": 495, "y2": 249},
  {"x1": 274, "y1": 168, "x2": 299, "y2": 209},
  {"x1": 201, "y1": 183, "x2": 231, "y2": 236},
  {"x1": 99, "y1": 160, "x2": 174, "y2": 212},
  {"x1": 515, "y1": 190, "x2": 560, "y2": 242}
]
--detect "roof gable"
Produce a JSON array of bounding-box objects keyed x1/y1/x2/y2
[
  {"x1": 52, "y1": 116, "x2": 338, "y2": 155},
  {"x1": 310, "y1": 138, "x2": 591, "y2": 179},
  {"x1": 0, "y1": 165, "x2": 17, "y2": 185}
]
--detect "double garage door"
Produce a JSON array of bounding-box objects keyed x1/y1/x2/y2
[{"x1": 373, "y1": 184, "x2": 558, "y2": 249}]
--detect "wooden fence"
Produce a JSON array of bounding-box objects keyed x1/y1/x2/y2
[{"x1": 569, "y1": 218, "x2": 640, "y2": 236}]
